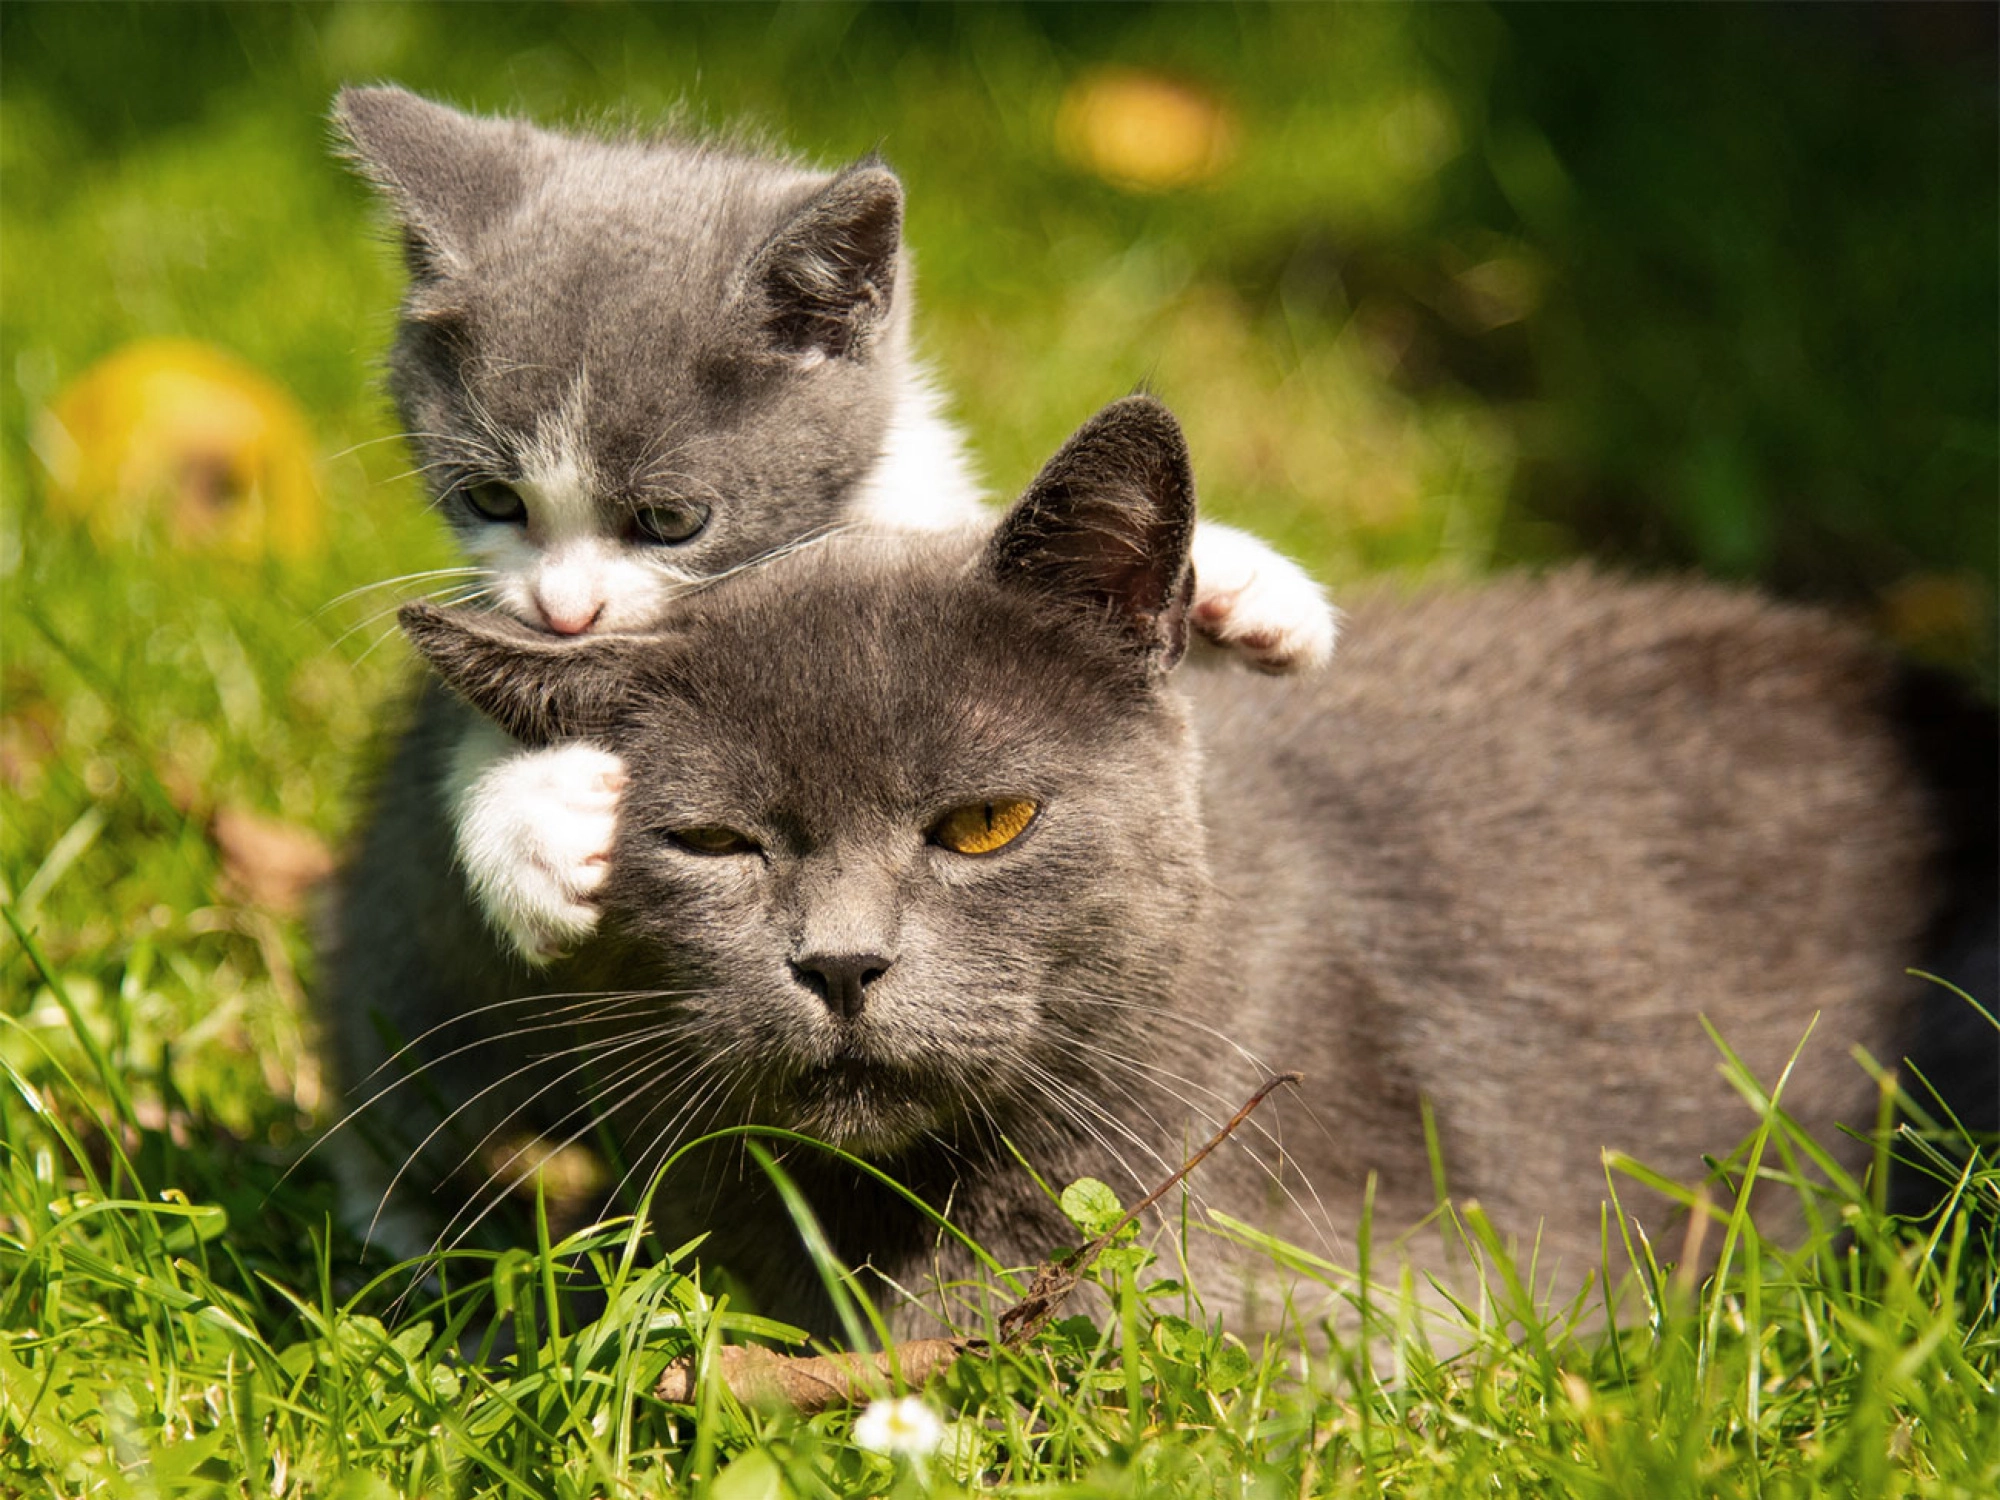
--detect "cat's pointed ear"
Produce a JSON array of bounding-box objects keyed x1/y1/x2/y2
[
  {"x1": 399, "y1": 603, "x2": 641, "y2": 746},
  {"x1": 988, "y1": 396, "x2": 1198, "y2": 673},
  {"x1": 333, "y1": 85, "x2": 528, "y2": 282},
  {"x1": 739, "y1": 161, "x2": 903, "y2": 361}
]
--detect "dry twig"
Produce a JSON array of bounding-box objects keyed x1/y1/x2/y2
[{"x1": 654, "y1": 1070, "x2": 1303, "y2": 1412}]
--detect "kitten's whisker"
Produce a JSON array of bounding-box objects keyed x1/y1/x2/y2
[
  {"x1": 322, "y1": 431, "x2": 424, "y2": 464},
  {"x1": 352, "y1": 621, "x2": 413, "y2": 664},
  {"x1": 657, "y1": 522, "x2": 859, "y2": 599},
  {"x1": 635, "y1": 467, "x2": 730, "y2": 507},
  {"x1": 329, "y1": 596, "x2": 431, "y2": 653},
  {"x1": 432, "y1": 584, "x2": 501, "y2": 610},
  {"x1": 378, "y1": 451, "x2": 497, "y2": 489},
  {"x1": 316, "y1": 567, "x2": 494, "y2": 617}
]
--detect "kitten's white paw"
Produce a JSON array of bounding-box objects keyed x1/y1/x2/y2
[
  {"x1": 1188, "y1": 521, "x2": 1339, "y2": 673},
  {"x1": 453, "y1": 739, "x2": 627, "y2": 966}
]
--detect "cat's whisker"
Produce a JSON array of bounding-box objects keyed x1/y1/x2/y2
[
  {"x1": 352, "y1": 988, "x2": 690, "y2": 1084},
  {"x1": 425, "y1": 1033, "x2": 728, "y2": 1261},
  {"x1": 1057, "y1": 990, "x2": 1296, "y2": 1089},
  {"x1": 1064, "y1": 1041, "x2": 1341, "y2": 1257},
  {"x1": 337, "y1": 997, "x2": 690, "y2": 1174},
  {"x1": 1015, "y1": 1051, "x2": 1195, "y2": 1185},
  {"x1": 423, "y1": 1041, "x2": 704, "y2": 1259},
  {"x1": 379, "y1": 1036, "x2": 684, "y2": 1317},
  {"x1": 1007, "y1": 1060, "x2": 1170, "y2": 1208},
  {"x1": 362, "y1": 1031, "x2": 676, "y2": 1254},
  {"x1": 606, "y1": 1042, "x2": 753, "y2": 1217},
  {"x1": 283, "y1": 992, "x2": 677, "y2": 1193},
  {"x1": 390, "y1": 1021, "x2": 703, "y2": 1256}
]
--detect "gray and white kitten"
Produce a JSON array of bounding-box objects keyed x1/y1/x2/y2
[
  {"x1": 331, "y1": 396, "x2": 1996, "y2": 1338},
  {"x1": 333, "y1": 86, "x2": 1336, "y2": 965}
]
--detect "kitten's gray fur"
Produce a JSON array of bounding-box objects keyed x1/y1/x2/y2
[
  {"x1": 335, "y1": 85, "x2": 921, "y2": 590},
  {"x1": 326, "y1": 397, "x2": 1997, "y2": 1339}
]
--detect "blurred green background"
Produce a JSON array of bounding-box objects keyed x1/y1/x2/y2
[
  {"x1": 7, "y1": 3, "x2": 1995, "y2": 628},
  {"x1": 1, "y1": 4, "x2": 1995, "y2": 1146}
]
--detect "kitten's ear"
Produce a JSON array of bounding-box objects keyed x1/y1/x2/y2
[
  {"x1": 332, "y1": 85, "x2": 528, "y2": 282},
  {"x1": 739, "y1": 161, "x2": 903, "y2": 361},
  {"x1": 399, "y1": 603, "x2": 640, "y2": 746},
  {"x1": 988, "y1": 396, "x2": 1197, "y2": 672}
]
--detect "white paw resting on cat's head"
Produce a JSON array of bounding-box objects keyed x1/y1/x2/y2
[
  {"x1": 1186, "y1": 521, "x2": 1339, "y2": 673},
  {"x1": 444, "y1": 722, "x2": 626, "y2": 966}
]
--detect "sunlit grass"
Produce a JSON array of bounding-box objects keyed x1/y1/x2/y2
[{"x1": 4, "y1": 927, "x2": 1995, "y2": 1496}]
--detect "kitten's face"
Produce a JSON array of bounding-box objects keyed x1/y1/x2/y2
[
  {"x1": 404, "y1": 397, "x2": 1204, "y2": 1162},
  {"x1": 337, "y1": 87, "x2": 908, "y2": 633}
]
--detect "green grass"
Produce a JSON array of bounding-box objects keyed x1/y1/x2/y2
[
  {"x1": 3, "y1": 3, "x2": 1997, "y2": 1494},
  {"x1": 5, "y1": 924, "x2": 1997, "y2": 1495}
]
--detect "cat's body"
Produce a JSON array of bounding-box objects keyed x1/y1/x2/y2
[
  {"x1": 333, "y1": 86, "x2": 1338, "y2": 966},
  {"x1": 329, "y1": 399, "x2": 1996, "y2": 1339}
]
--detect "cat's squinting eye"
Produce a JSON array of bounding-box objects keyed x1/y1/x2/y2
[
  {"x1": 633, "y1": 501, "x2": 710, "y2": 546},
  {"x1": 668, "y1": 826, "x2": 760, "y2": 857},
  {"x1": 930, "y1": 798, "x2": 1039, "y2": 856},
  {"x1": 464, "y1": 480, "x2": 527, "y2": 524}
]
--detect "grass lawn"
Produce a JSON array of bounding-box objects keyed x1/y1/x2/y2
[{"x1": 3, "y1": 4, "x2": 1995, "y2": 1494}]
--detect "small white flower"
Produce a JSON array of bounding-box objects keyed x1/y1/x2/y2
[{"x1": 852, "y1": 1395, "x2": 944, "y2": 1456}]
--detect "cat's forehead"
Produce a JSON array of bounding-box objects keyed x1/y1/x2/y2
[{"x1": 615, "y1": 543, "x2": 1167, "y2": 811}]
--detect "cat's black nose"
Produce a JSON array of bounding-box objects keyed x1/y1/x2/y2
[{"x1": 791, "y1": 952, "x2": 894, "y2": 1020}]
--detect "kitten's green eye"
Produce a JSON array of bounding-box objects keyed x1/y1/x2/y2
[
  {"x1": 464, "y1": 480, "x2": 527, "y2": 524},
  {"x1": 930, "y1": 799, "x2": 1039, "y2": 856},
  {"x1": 668, "y1": 826, "x2": 759, "y2": 856},
  {"x1": 633, "y1": 501, "x2": 710, "y2": 545}
]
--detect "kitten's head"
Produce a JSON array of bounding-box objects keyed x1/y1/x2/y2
[
  {"x1": 402, "y1": 397, "x2": 1202, "y2": 1161},
  {"x1": 336, "y1": 85, "x2": 910, "y2": 633}
]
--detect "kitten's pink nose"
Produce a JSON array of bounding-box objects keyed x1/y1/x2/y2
[{"x1": 535, "y1": 594, "x2": 605, "y2": 635}]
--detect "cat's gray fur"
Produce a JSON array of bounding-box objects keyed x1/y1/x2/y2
[{"x1": 326, "y1": 397, "x2": 1997, "y2": 1338}]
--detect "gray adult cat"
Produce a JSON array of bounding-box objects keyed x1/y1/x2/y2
[
  {"x1": 332, "y1": 86, "x2": 1335, "y2": 967},
  {"x1": 328, "y1": 396, "x2": 1997, "y2": 1339}
]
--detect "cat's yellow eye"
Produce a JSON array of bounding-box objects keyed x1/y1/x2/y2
[
  {"x1": 930, "y1": 798, "x2": 1039, "y2": 856},
  {"x1": 669, "y1": 826, "x2": 759, "y2": 856}
]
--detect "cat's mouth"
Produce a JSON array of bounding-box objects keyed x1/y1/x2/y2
[{"x1": 777, "y1": 1054, "x2": 948, "y2": 1155}]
